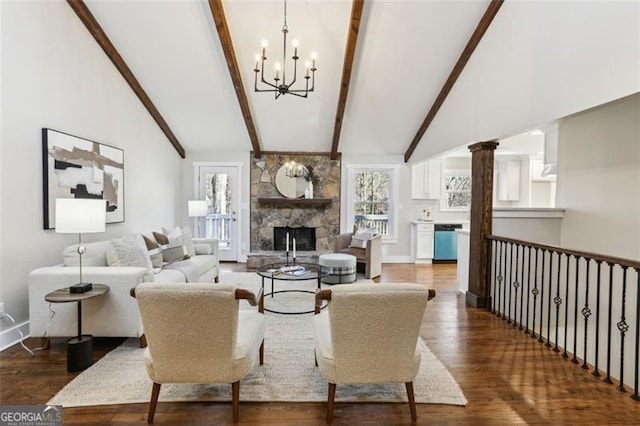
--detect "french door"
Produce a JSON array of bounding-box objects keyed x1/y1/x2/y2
[{"x1": 195, "y1": 164, "x2": 240, "y2": 261}]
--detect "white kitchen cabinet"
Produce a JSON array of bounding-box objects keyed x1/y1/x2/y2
[
  {"x1": 497, "y1": 159, "x2": 520, "y2": 201},
  {"x1": 411, "y1": 159, "x2": 442, "y2": 199},
  {"x1": 412, "y1": 222, "x2": 434, "y2": 263}
]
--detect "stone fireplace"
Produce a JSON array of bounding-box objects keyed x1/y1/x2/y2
[{"x1": 250, "y1": 152, "x2": 341, "y2": 253}]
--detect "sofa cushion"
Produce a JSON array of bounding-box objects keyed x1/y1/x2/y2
[
  {"x1": 154, "y1": 267, "x2": 188, "y2": 283},
  {"x1": 152, "y1": 231, "x2": 169, "y2": 245},
  {"x1": 63, "y1": 240, "x2": 111, "y2": 267},
  {"x1": 163, "y1": 254, "x2": 217, "y2": 282}
]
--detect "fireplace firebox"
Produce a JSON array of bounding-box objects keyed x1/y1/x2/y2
[{"x1": 273, "y1": 226, "x2": 316, "y2": 251}]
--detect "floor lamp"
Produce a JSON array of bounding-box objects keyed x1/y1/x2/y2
[
  {"x1": 55, "y1": 198, "x2": 106, "y2": 293},
  {"x1": 188, "y1": 200, "x2": 208, "y2": 237}
]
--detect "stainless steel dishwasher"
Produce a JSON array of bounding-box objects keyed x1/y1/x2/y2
[{"x1": 433, "y1": 224, "x2": 462, "y2": 263}]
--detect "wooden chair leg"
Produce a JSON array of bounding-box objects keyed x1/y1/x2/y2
[
  {"x1": 232, "y1": 381, "x2": 240, "y2": 422},
  {"x1": 148, "y1": 382, "x2": 161, "y2": 423},
  {"x1": 139, "y1": 334, "x2": 147, "y2": 348},
  {"x1": 405, "y1": 381, "x2": 417, "y2": 421},
  {"x1": 326, "y1": 382, "x2": 336, "y2": 424},
  {"x1": 259, "y1": 340, "x2": 264, "y2": 365}
]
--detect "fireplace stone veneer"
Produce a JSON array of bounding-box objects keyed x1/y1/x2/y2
[{"x1": 250, "y1": 152, "x2": 341, "y2": 253}]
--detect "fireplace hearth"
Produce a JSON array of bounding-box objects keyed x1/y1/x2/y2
[{"x1": 274, "y1": 226, "x2": 316, "y2": 251}]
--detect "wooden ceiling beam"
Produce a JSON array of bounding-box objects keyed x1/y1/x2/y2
[
  {"x1": 330, "y1": 0, "x2": 365, "y2": 161},
  {"x1": 67, "y1": 0, "x2": 186, "y2": 158},
  {"x1": 208, "y1": 0, "x2": 262, "y2": 159},
  {"x1": 403, "y1": 0, "x2": 504, "y2": 163}
]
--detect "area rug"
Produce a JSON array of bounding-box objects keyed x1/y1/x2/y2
[{"x1": 48, "y1": 272, "x2": 467, "y2": 407}]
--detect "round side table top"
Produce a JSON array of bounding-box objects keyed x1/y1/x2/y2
[{"x1": 45, "y1": 284, "x2": 110, "y2": 303}]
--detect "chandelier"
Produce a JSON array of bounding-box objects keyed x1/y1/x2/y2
[
  {"x1": 284, "y1": 161, "x2": 308, "y2": 179},
  {"x1": 254, "y1": 0, "x2": 317, "y2": 99}
]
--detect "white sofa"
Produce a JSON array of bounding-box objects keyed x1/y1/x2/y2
[{"x1": 28, "y1": 237, "x2": 219, "y2": 339}]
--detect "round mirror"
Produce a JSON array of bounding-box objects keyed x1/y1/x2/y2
[{"x1": 275, "y1": 164, "x2": 309, "y2": 198}]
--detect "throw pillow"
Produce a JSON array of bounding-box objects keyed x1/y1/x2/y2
[
  {"x1": 162, "y1": 226, "x2": 192, "y2": 259},
  {"x1": 349, "y1": 229, "x2": 378, "y2": 249},
  {"x1": 143, "y1": 235, "x2": 163, "y2": 272},
  {"x1": 181, "y1": 226, "x2": 196, "y2": 258},
  {"x1": 153, "y1": 231, "x2": 170, "y2": 245},
  {"x1": 106, "y1": 234, "x2": 153, "y2": 270},
  {"x1": 161, "y1": 244, "x2": 188, "y2": 264},
  {"x1": 194, "y1": 243, "x2": 213, "y2": 255}
]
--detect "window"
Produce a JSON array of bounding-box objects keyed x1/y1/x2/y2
[
  {"x1": 346, "y1": 164, "x2": 399, "y2": 242},
  {"x1": 441, "y1": 170, "x2": 471, "y2": 210}
]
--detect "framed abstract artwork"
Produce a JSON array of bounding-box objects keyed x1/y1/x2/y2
[{"x1": 42, "y1": 128, "x2": 125, "y2": 229}]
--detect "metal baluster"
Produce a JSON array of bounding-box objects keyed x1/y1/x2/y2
[
  {"x1": 525, "y1": 246, "x2": 532, "y2": 335},
  {"x1": 519, "y1": 244, "x2": 525, "y2": 330},
  {"x1": 617, "y1": 266, "x2": 629, "y2": 392},
  {"x1": 507, "y1": 242, "x2": 513, "y2": 324},
  {"x1": 581, "y1": 258, "x2": 592, "y2": 369},
  {"x1": 531, "y1": 248, "x2": 539, "y2": 339},
  {"x1": 502, "y1": 241, "x2": 507, "y2": 319},
  {"x1": 632, "y1": 268, "x2": 640, "y2": 401},
  {"x1": 562, "y1": 254, "x2": 571, "y2": 359},
  {"x1": 491, "y1": 240, "x2": 497, "y2": 314},
  {"x1": 604, "y1": 263, "x2": 614, "y2": 384},
  {"x1": 538, "y1": 249, "x2": 546, "y2": 344},
  {"x1": 496, "y1": 241, "x2": 503, "y2": 317},
  {"x1": 512, "y1": 244, "x2": 521, "y2": 327},
  {"x1": 553, "y1": 252, "x2": 562, "y2": 353},
  {"x1": 592, "y1": 261, "x2": 603, "y2": 376},
  {"x1": 546, "y1": 251, "x2": 554, "y2": 347},
  {"x1": 572, "y1": 255, "x2": 581, "y2": 364}
]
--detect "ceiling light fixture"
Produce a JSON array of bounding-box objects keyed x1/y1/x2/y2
[
  {"x1": 284, "y1": 161, "x2": 308, "y2": 179},
  {"x1": 254, "y1": 0, "x2": 317, "y2": 99}
]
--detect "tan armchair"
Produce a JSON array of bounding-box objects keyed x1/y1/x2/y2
[
  {"x1": 334, "y1": 232, "x2": 382, "y2": 279},
  {"x1": 313, "y1": 283, "x2": 433, "y2": 423},
  {"x1": 133, "y1": 282, "x2": 265, "y2": 423}
]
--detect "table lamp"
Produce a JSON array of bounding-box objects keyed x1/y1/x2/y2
[
  {"x1": 188, "y1": 200, "x2": 208, "y2": 237},
  {"x1": 55, "y1": 198, "x2": 106, "y2": 293}
]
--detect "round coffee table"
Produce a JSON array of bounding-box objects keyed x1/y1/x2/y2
[{"x1": 256, "y1": 262, "x2": 330, "y2": 315}]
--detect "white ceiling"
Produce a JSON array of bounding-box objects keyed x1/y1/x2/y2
[{"x1": 82, "y1": 0, "x2": 639, "y2": 161}]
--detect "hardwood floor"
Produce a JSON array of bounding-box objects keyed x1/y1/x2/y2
[{"x1": 1, "y1": 262, "x2": 639, "y2": 425}]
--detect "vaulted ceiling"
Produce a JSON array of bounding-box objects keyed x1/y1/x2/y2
[{"x1": 73, "y1": 0, "x2": 639, "y2": 163}]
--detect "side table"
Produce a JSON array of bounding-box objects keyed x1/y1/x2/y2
[{"x1": 45, "y1": 284, "x2": 110, "y2": 372}]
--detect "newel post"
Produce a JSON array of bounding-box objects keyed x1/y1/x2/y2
[{"x1": 466, "y1": 140, "x2": 498, "y2": 309}]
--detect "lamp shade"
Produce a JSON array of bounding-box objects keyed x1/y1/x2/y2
[
  {"x1": 55, "y1": 199, "x2": 106, "y2": 233},
  {"x1": 188, "y1": 200, "x2": 208, "y2": 217}
]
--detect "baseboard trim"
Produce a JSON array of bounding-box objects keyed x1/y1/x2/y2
[{"x1": 0, "y1": 320, "x2": 30, "y2": 352}]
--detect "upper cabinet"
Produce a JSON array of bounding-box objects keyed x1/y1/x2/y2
[
  {"x1": 411, "y1": 159, "x2": 442, "y2": 199},
  {"x1": 497, "y1": 159, "x2": 520, "y2": 201}
]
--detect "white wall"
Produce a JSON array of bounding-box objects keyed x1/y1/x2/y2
[
  {"x1": 0, "y1": 2, "x2": 183, "y2": 335},
  {"x1": 557, "y1": 93, "x2": 640, "y2": 260}
]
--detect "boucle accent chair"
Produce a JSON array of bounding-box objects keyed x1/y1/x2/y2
[
  {"x1": 313, "y1": 283, "x2": 432, "y2": 423},
  {"x1": 334, "y1": 232, "x2": 382, "y2": 279},
  {"x1": 133, "y1": 282, "x2": 265, "y2": 423}
]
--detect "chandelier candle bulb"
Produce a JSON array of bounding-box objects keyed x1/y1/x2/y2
[
  {"x1": 286, "y1": 232, "x2": 289, "y2": 252},
  {"x1": 253, "y1": 0, "x2": 317, "y2": 98},
  {"x1": 293, "y1": 238, "x2": 296, "y2": 259}
]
